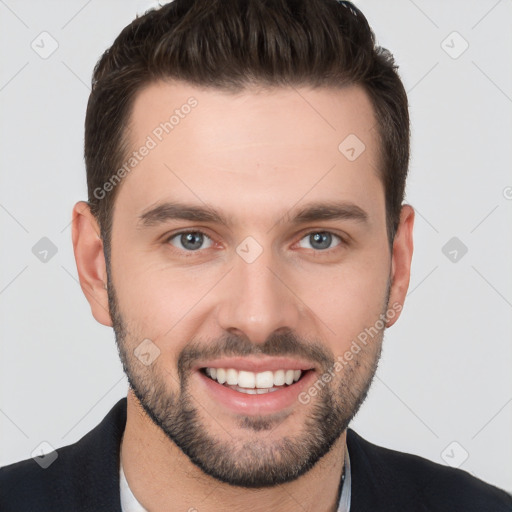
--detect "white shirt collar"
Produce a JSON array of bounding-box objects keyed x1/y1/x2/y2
[{"x1": 119, "y1": 463, "x2": 147, "y2": 512}]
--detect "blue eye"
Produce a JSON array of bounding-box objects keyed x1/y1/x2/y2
[
  {"x1": 167, "y1": 231, "x2": 213, "y2": 251},
  {"x1": 165, "y1": 229, "x2": 344, "y2": 256},
  {"x1": 297, "y1": 232, "x2": 342, "y2": 251}
]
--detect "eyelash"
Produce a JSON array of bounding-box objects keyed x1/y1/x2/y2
[{"x1": 164, "y1": 229, "x2": 347, "y2": 256}]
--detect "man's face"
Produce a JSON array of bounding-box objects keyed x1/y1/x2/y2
[{"x1": 106, "y1": 81, "x2": 396, "y2": 487}]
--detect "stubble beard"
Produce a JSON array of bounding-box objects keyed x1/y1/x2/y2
[{"x1": 108, "y1": 275, "x2": 388, "y2": 488}]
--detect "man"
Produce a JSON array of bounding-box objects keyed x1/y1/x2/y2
[{"x1": 1, "y1": 0, "x2": 510, "y2": 510}]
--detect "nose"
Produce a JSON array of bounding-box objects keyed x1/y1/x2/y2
[{"x1": 215, "y1": 246, "x2": 302, "y2": 345}]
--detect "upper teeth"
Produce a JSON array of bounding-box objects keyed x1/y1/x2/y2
[{"x1": 205, "y1": 368, "x2": 302, "y2": 388}]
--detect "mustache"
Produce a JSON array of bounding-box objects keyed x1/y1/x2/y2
[{"x1": 177, "y1": 329, "x2": 334, "y2": 378}]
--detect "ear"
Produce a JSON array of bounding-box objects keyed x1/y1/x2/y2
[
  {"x1": 71, "y1": 201, "x2": 113, "y2": 327},
  {"x1": 386, "y1": 204, "x2": 415, "y2": 328}
]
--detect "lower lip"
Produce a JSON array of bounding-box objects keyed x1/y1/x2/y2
[{"x1": 196, "y1": 370, "x2": 316, "y2": 415}]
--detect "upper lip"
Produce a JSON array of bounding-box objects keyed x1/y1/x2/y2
[{"x1": 194, "y1": 356, "x2": 316, "y2": 373}]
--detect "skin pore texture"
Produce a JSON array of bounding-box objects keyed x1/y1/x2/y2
[{"x1": 72, "y1": 81, "x2": 414, "y2": 512}]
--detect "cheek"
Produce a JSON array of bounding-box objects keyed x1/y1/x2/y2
[
  {"x1": 110, "y1": 250, "x2": 176, "y2": 330},
  {"x1": 296, "y1": 253, "x2": 390, "y2": 347},
  {"x1": 111, "y1": 250, "x2": 219, "y2": 349}
]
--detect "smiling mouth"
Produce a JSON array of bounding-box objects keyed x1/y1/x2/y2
[{"x1": 201, "y1": 367, "x2": 310, "y2": 394}]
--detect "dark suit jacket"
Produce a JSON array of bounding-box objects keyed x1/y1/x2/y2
[{"x1": 1, "y1": 397, "x2": 511, "y2": 511}]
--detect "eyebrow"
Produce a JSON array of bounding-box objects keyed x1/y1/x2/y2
[{"x1": 137, "y1": 200, "x2": 369, "y2": 229}]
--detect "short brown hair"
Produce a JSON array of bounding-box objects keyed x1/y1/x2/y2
[{"x1": 84, "y1": 0, "x2": 409, "y2": 257}]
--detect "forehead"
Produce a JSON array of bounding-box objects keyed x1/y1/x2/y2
[
  {"x1": 128, "y1": 80, "x2": 378, "y2": 153},
  {"x1": 115, "y1": 80, "x2": 383, "y2": 228}
]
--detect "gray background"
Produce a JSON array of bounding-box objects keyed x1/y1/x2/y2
[{"x1": 1, "y1": 0, "x2": 511, "y2": 493}]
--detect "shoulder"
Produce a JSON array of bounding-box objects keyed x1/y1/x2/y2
[
  {"x1": 0, "y1": 437, "x2": 88, "y2": 511},
  {"x1": 0, "y1": 446, "x2": 72, "y2": 510},
  {"x1": 0, "y1": 398, "x2": 127, "y2": 512},
  {"x1": 347, "y1": 428, "x2": 512, "y2": 512}
]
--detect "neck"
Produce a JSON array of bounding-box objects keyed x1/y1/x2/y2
[{"x1": 120, "y1": 390, "x2": 346, "y2": 512}]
